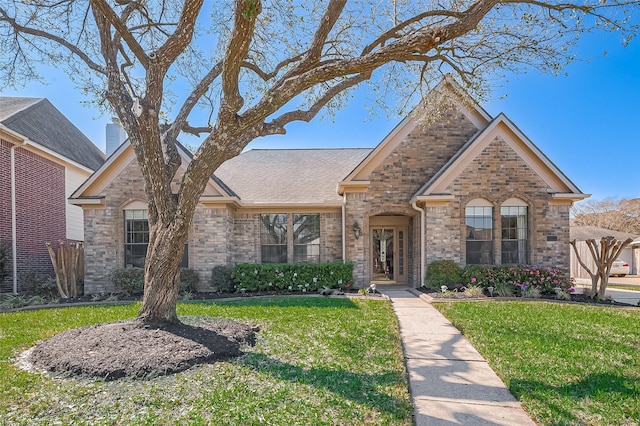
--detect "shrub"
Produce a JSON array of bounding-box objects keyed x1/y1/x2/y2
[
  {"x1": 111, "y1": 267, "x2": 145, "y2": 295},
  {"x1": 425, "y1": 260, "x2": 462, "y2": 289},
  {"x1": 522, "y1": 285, "x2": 542, "y2": 299},
  {"x1": 461, "y1": 264, "x2": 571, "y2": 296},
  {"x1": 0, "y1": 240, "x2": 10, "y2": 284},
  {"x1": 462, "y1": 284, "x2": 484, "y2": 298},
  {"x1": 19, "y1": 271, "x2": 57, "y2": 297},
  {"x1": 179, "y1": 268, "x2": 200, "y2": 292},
  {"x1": 555, "y1": 288, "x2": 572, "y2": 301},
  {"x1": 493, "y1": 281, "x2": 514, "y2": 297},
  {"x1": 211, "y1": 265, "x2": 234, "y2": 292},
  {"x1": 232, "y1": 262, "x2": 353, "y2": 292},
  {"x1": 0, "y1": 294, "x2": 28, "y2": 310},
  {"x1": 461, "y1": 264, "x2": 491, "y2": 287}
]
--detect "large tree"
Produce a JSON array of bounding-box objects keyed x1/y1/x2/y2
[{"x1": 1, "y1": 0, "x2": 637, "y2": 324}]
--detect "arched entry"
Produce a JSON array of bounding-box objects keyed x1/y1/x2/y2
[{"x1": 370, "y1": 216, "x2": 409, "y2": 284}]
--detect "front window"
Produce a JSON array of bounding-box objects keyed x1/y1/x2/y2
[
  {"x1": 501, "y1": 205, "x2": 528, "y2": 264},
  {"x1": 260, "y1": 213, "x2": 321, "y2": 263},
  {"x1": 124, "y1": 209, "x2": 188, "y2": 268},
  {"x1": 293, "y1": 214, "x2": 320, "y2": 263},
  {"x1": 124, "y1": 210, "x2": 149, "y2": 268},
  {"x1": 260, "y1": 214, "x2": 288, "y2": 263},
  {"x1": 465, "y1": 205, "x2": 493, "y2": 264}
]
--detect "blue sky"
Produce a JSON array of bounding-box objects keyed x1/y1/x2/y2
[{"x1": 2, "y1": 27, "x2": 638, "y2": 202}]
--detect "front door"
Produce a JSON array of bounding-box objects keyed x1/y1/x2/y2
[
  {"x1": 372, "y1": 229, "x2": 394, "y2": 281},
  {"x1": 370, "y1": 217, "x2": 408, "y2": 284}
]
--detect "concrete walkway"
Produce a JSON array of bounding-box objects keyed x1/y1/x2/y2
[{"x1": 379, "y1": 289, "x2": 536, "y2": 426}]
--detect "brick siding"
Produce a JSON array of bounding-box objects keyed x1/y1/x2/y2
[
  {"x1": 82, "y1": 158, "x2": 345, "y2": 294},
  {"x1": 0, "y1": 139, "x2": 67, "y2": 291},
  {"x1": 345, "y1": 109, "x2": 480, "y2": 287},
  {"x1": 441, "y1": 136, "x2": 571, "y2": 270},
  {"x1": 81, "y1": 108, "x2": 574, "y2": 293}
]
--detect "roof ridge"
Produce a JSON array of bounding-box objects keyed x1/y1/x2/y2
[{"x1": 0, "y1": 97, "x2": 45, "y2": 122}]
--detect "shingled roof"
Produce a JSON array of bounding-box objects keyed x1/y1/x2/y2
[
  {"x1": 0, "y1": 97, "x2": 104, "y2": 170},
  {"x1": 215, "y1": 148, "x2": 371, "y2": 204}
]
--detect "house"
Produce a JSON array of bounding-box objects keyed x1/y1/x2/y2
[
  {"x1": 70, "y1": 82, "x2": 587, "y2": 294},
  {"x1": 570, "y1": 225, "x2": 639, "y2": 278},
  {"x1": 0, "y1": 97, "x2": 105, "y2": 292}
]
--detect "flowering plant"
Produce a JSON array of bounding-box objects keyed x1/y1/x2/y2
[{"x1": 462, "y1": 264, "x2": 571, "y2": 296}]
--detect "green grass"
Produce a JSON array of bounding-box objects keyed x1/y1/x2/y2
[
  {"x1": 433, "y1": 301, "x2": 640, "y2": 425},
  {"x1": 0, "y1": 297, "x2": 412, "y2": 425},
  {"x1": 607, "y1": 284, "x2": 640, "y2": 292}
]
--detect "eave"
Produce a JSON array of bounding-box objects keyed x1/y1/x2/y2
[
  {"x1": 337, "y1": 180, "x2": 370, "y2": 195},
  {"x1": 68, "y1": 196, "x2": 105, "y2": 206}
]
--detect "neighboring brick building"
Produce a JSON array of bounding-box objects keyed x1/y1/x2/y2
[
  {"x1": 0, "y1": 98, "x2": 104, "y2": 292},
  {"x1": 70, "y1": 82, "x2": 587, "y2": 294}
]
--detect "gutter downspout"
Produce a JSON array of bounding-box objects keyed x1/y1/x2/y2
[
  {"x1": 341, "y1": 195, "x2": 347, "y2": 263},
  {"x1": 10, "y1": 141, "x2": 26, "y2": 294},
  {"x1": 412, "y1": 202, "x2": 425, "y2": 287}
]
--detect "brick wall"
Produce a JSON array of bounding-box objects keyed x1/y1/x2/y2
[
  {"x1": 345, "y1": 109, "x2": 480, "y2": 287},
  {"x1": 0, "y1": 142, "x2": 67, "y2": 290},
  {"x1": 82, "y1": 154, "x2": 345, "y2": 293},
  {"x1": 0, "y1": 140, "x2": 12, "y2": 291},
  {"x1": 81, "y1": 109, "x2": 573, "y2": 292},
  {"x1": 15, "y1": 147, "x2": 67, "y2": 280},
  {"x1": 190, "y1": 206, "x2": 233, "y2": 290},
  {"x1": 430, "y1": 136, "x2": 571, "y2": 269},
  {"x1": 83, "y1": 157, "x2": 145, "y2": 293},
  {"x1": 229, "y1": 211, "x2": 343, "y2": 267},
  {"x1": 0, "y1": 140, "x2": 12, "y2": 244}
]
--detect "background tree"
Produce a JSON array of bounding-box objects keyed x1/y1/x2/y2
[
  {"x1": 570, "y1": 236, "x2": 633, "y2": 299},
  {"x1": 1, "y1": 0, "x2": 638, "y2": 324},
  {"x1": 572, "y1": 198, "x2": 640, "y2": 234}
]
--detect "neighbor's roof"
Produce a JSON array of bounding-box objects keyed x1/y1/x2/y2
[
  {"x1": 570, "y1": 225, "x2": 639, "y2": 242},
  {"x1": 0, "y1": 97, "x2": 104, "y2": 170},
  {"x1": 215, "y1": 148, "x2": 371, "y2": 204}
]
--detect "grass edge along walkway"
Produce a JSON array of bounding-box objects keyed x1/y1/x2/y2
[
  {"x1": 0, "y1": 296, "x2": 413, "y2": 425},
  {"x1": 433, "y1": 300, "x2": 640, "y2": 426}
]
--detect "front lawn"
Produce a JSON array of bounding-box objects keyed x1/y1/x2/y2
[
  {"x1": 434, "y1": 301, "x2": 640, "y2": 425},
  {"x1": 0, "y1": 297, "x2": 412, "y2": 425}
]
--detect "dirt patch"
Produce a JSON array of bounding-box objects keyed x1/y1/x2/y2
[{"x1": 22, "y1": 317, "x2": 258, "y2": 381}]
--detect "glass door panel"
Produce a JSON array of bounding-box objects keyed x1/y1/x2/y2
[{"x1": 372, "y1": 228, "x2": 394, "y2": 282}]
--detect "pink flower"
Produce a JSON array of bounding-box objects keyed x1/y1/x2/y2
[{"x1": 471, "y1": 277, "x2": 477, "y2": 283}]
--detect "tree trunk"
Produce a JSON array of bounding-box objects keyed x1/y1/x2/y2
[
  {"x1": 138, "y1": 222, "x2": 187, "y2": 325},
  {"x1": 591, "y1": 274, "x2": 599, "y2": 296}
]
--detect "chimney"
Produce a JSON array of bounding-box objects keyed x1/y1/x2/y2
[{"x1": 105, "y1": 118, "x2": 127, "y2": 156}]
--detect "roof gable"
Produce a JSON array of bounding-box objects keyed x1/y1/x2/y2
[
  {"x1": 70, "y1": 140, "x2": 235, "y2": 204},
  {"x1": 0, "y1": 97, "x2": 105, "y2": 170},
  {"x1": 411, "y1": 113, "x2": 587, "y2": 202},
  {"x1": 338, "y1": 78, "x2": 491, "y2": 194}
]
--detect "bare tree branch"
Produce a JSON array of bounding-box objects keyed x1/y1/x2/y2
[
  {"x1": 261, "y1": 72, "x2": 370, "y2": 136},
  {"x1": 0, "y1": 6, "x2": 106, "y2": 74},
  {"x1": 89, "y1": 0, "x2": 148, "y2": 66},
  {"x1": 295, "y1": 0, "x2": 347, "y2": 73},
  {"x1": 220, "y1": 0, "x2": 261, "y2": 117}
]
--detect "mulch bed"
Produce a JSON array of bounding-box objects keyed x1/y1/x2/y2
[{"x1": 21, "y1": 317, "x2": 258, "y2": 381}]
